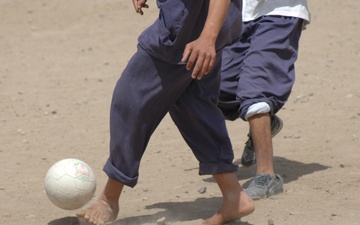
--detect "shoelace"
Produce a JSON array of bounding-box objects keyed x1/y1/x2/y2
[{"x1": 253, "y1": 175, "x2": 271, "y2": 186}]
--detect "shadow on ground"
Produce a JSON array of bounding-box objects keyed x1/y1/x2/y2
[
  {"x1": 47, "y1": 197, "x2": 254, "y2": 225},
  {"x1": 48, "y1": 217, "x2": 79, "y2": 225},
  {"x1": 109, "y1": 197, "x2": 253, "y2": 225},
  {"x1": 203, "y1": 156, "x2": 330, "y2": 184},
  {"x1": 237, "y1": 156, "x2": 330, "y2": 182},
  {"x1": 48, "y1": 157, "x2": 326, "y2": 225}
]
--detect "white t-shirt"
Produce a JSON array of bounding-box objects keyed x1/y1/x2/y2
[{"x1": 243, "y1": 0, "x2": 311, "y2": 24}]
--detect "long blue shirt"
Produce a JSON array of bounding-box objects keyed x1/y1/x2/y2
[{"x1": 138, "y1": 0, "x2": 242, "y2": 64}]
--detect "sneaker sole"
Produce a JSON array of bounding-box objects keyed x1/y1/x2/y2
[{"x1": 270, "y1": 115, "x2": 283, "y2": 138}]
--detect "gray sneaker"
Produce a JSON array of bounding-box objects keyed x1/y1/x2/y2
[
  {"x1": 245, "y1": 174, "x2": 284, "y2": 200},
  {"x1": 241, "y1": 115, "x2": 283, "y2": 167}
]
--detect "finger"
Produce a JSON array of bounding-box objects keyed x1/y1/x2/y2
[
  {"x1": 191, "y1": 55, "x2": 205, "y2": 79},
  {"x1": 195, "y1": 51, "x2": 215, "y2": 79},
  {"x1": 142, "y1": 4, "x2": 149, "y2": 9},
  {"x1": 203, "y1": 55, "x2": 216, "y2": 75},
  {"x1": 133, "y1": 4, "x2": 142, "y2": 14},
  {"x1": 206, "y1": 57, "x2": 216, "y2": 74},
  {"x1": 200, "y1": 55, "x2": 211, "y2": 76},
  {"x1": 186, "y1": 50, "x2": 198, "y2": 71},
  {"x1": 181, "y1": 44, "x2": 192, "y2": 65},
  {"x1": 139, "y1": 3, "x2": 149, "y2": 12},
  {"x1": 133, "y1": 0, "x2": 149, "y2": 15},
  {"x1": 187, "y1": 50, "x2": 200, "y2": 75},
  {"x1": 187, "y1": 56, "x2": 196, "y2": 72}
]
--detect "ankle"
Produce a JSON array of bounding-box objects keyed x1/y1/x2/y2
[
  {"x1": 256, "y1": 171, "x2": 275, "y2": 177},
  {"x1": 98, "y1": 193, "x2": 119, "y2": 211}
]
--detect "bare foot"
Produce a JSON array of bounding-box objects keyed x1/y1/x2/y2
[
  {"x1": 76, "y1": 197, "x2": 119, "y2": 225},
  {"x1": 201, "y1": 191, "x2": 255, "y2": 225}
]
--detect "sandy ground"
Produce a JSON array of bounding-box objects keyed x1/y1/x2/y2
[{"x1": 1, "y1": 0, "x2": 360, "y2": 225}]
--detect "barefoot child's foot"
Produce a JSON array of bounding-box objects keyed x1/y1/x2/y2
[
  {"x1": 201, "y1": 191, "x2": 254, "y2": 225},
  {"x1": 76, "y1": 197, "x2": 119, "y2": 225},
  {"x1": 201, "y1": 173, "x2": 255, "y2": 225},
  {"x1": 77, "y1": 178, "x2": 122, "y2": 225}
]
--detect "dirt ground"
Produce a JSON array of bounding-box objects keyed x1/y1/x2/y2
[{"x1": 1, "y1": 0, "x2": 359, "y2": 225}]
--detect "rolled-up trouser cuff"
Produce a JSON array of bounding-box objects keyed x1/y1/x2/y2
[
  {"x1": 240, "y1": 98, "x2": 275, "y2": 120},
  {"x1": 103, "y1": 159, "x2": 138, "y2": 188},
  {"x1": 199, "y1": 162, "x2": 238, "y2": 175},
  {"x1": 244, "y1": 102, "x2": 271, "y2": 120}
]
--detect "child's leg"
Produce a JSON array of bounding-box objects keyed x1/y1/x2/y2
[
  {"x1": 202, "y1": 172, "x2": 255, "y2": 225},
  {"x1": 76, "y1": 178, "x2": 123, "y2": 225},
  {"x1": 78, "y1": 48, "x2": 193, "y2": 224},
  {"x1": 169, "y1": 57, "x2": 254, "y2": 224}
]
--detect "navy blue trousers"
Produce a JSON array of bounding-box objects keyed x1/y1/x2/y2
[
  {"x1": 218, "y1": 16, "x2": 304, "y2": 120},
  {"x1": 104, "y1": 46, "x2": 237, "y2": 188}
]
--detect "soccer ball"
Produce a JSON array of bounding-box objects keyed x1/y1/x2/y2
[{"x1": 44, "y1": 158, "x2": 96, "y2": 210}]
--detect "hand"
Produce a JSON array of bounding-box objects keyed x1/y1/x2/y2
[
  {"x1": 181, "y1": 36, "x2": 216, "y2": 80},
  {"x1": 132, "y1": 0, "x2": 149, "y2": 15}
]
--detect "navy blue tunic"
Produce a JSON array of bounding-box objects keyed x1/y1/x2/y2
[{"x1": 139, "y1": 0, "x2": 242, "y2": 63}]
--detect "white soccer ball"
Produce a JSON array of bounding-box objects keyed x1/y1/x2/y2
[{"x1": 44, "y1": 158, "x2": 96, "y2": 210}]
